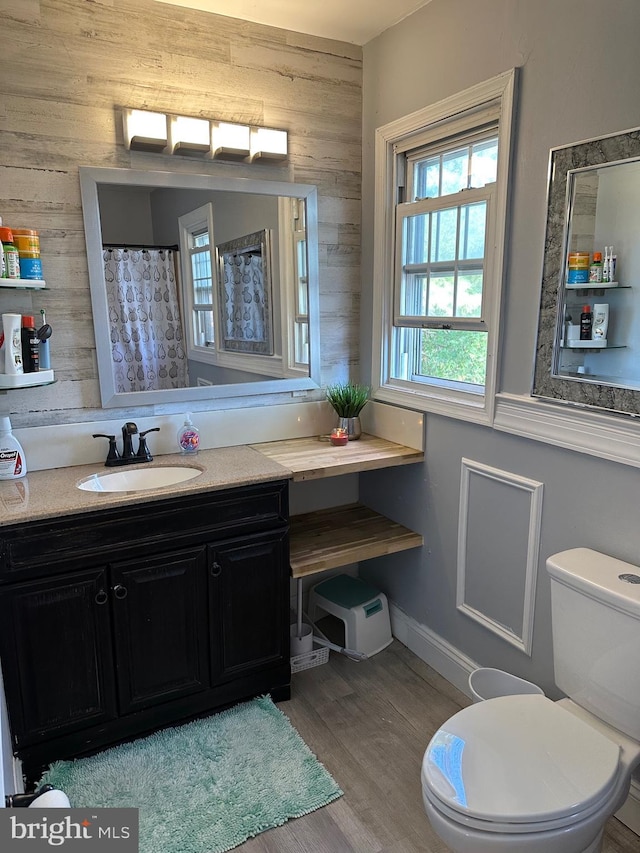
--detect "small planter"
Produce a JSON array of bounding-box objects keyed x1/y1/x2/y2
[
  {"x1": 337, "y1": 416, "x2": 362, "y2": 441},
  {"x1": 326, "y1": 382, "x2": 370, "y2": 441}
]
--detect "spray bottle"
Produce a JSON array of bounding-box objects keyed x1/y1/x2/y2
[{"x1": 0, "y1": 416, "x2": 27, "y2": 480}]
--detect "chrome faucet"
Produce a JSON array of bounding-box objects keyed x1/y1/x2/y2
[{"x1": 93, "y1": 422, "x2": 160, "y2": 467}]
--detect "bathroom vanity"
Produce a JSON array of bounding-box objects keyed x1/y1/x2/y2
[
  {"x1": 0, "y1": 433, "x2": 424, "y2": 784},
  {"x1": 0, "y1": 479, "x2": 290, "y2": 781}
]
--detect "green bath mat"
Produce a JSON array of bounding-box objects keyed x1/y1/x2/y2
[{"x1": 40, "y1": 696, "x2": 342, "y2": 853}]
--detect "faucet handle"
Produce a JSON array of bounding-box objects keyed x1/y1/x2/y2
[
  {"x1": 137, "y1": 427, "x2": 160, "y2": 461},
  {"x1": 93, "y1": 433, "x2": 120, "y2": 465},
  {"x1": 139, "y1": 427, "x2": 160, "y2": 439}
]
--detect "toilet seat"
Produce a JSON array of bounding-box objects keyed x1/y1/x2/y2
[{"x1": 422, "y1": 694, "x2": 621, "y2": 832}]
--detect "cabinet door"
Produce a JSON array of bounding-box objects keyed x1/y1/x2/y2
[
  {"x1": 0, "y1": 568, "x2": 117, "y2": 749},
  {"x1": 110, "y1": 546, "x2": 209, "y2": 715},
  {"x1": 209, "y1": 531, "x2": 288, "y2": 683}
]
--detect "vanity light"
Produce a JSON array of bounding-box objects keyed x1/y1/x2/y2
[
  {"x1": 250, "y1": 127, "x2": 288, "y2": 162},
  {"x1": 211, "y1": 121, "x2": 251, "y2": 160},
  {"x1": 170, "y1": 115, "x2": 211, "y2": 155},
  {"x1": 122, "y1": 108, "x2": 288, "y2": 162},
  {"x1": 123, "y1": 109, "x2": 168, "y2": 152}
]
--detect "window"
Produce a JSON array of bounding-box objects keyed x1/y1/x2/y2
[
  {"x1": 178, "y1": 204, "x2": 217, "y2": 362},
  {"x1": 372, "y1": 71, "x2": 516, "y2": 423},
  {"x1": 292, "y1": 198, "x2": 310, "y2": 366}
]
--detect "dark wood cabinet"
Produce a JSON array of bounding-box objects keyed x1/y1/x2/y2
[
  {"x1": 0, "y1": 568, "x2": 117, "y2": 748},
  {"x1": 0, "y1": 481, "x2": 290, "y2": 782},
  {"x1": 111, "y1": 546, "x2": 209, "y2": 715},
  {"x1": 209, "y1": 531, "x2": 289, "y2": 684}
]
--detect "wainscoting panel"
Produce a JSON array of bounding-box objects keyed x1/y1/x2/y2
[{"x1": 457, "y1": 458, "x2": 544, "y2": 655}]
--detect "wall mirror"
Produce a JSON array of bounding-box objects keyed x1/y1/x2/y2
[
  {"x1": 532, "y1": 127, "x2": 640, "y2": 416},
  {"x1": 79, "y1": 166, "x2": 320, "y2": 408}
]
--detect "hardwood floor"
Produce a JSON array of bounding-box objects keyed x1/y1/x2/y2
[{"x1": 238, "y1": 640, "x2": 639, "y2": 852}]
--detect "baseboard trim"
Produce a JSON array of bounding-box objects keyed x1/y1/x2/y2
[
  {"x1": 389, "y1": 600, "x2": 640, "y2": 838},
  {"x1": 389, "y1": 602, "x2": 478, "y2": 697}
]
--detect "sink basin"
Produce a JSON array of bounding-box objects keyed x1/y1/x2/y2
[{"x1": 77, "y1": 466, "x2": 202, "y2": 493}]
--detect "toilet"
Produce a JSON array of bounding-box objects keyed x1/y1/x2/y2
[{"x1": 421, "y1": 547, "x2": 640, "y2": 853}]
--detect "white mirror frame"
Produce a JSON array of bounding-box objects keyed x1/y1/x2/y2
[{"x1": 79, "y1": 166, "x2": 321, "y2": 408}]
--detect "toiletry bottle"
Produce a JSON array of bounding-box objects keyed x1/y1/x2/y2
[
  {"x1": 580, "y1": 304, "x2": 592, "y2": 340},
  {"x1": 21, "y1": 315, "x2": 39, "y2": 373},
  {"x1": 0, "y1": 228, "x2": 20, "y2": 279},
  {"x1": 38, "y1": 309, "x2": 51, "y2": 370},
  {"x1": 0, "y1": 416, "x2": 27, "y2": 480},
  {"x1": 177, "y1": 413, "x2": 200, "y2": 454},
  {"x1": 589, "y1": 252, "x2": 603, "y2": 283},
  {"x1": 2, "y1": 313, "x2": 24, "y2": 374},
  {"x1": 592, "y1": 303, "x2": 609, "y2": 341}
]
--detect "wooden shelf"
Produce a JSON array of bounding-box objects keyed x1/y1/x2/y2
[
  {"x1": 252, "y1": 433, "x2": 424, "y2": 482},
  {"x1": 290, "y1": 502, "x2": 423, "y2": 578}
]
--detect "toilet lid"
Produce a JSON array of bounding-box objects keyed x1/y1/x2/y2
[{"x1": 423, "y1": 695, "x2": 620, "y2": 825}]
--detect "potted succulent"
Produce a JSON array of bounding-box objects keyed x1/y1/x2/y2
[{"x1": 326, "y1": 382, "x2": 370, "y2": 440}]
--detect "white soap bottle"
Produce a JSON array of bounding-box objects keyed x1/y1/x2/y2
[
  {"x1": 0, "y1": 416, "x2": 27, "y2": 479},
  {"x1": 2, "y1": 313, "x2": 24, "y2": 374},
  {"x1": 592, "y1": 303, "x2": 609, "y2": 342},
  {"x1": 177, "y1": 413, "x2": 200, "y2": 454}
]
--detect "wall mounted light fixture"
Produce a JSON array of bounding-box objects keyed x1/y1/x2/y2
[
  {"x1": 123, "y1": 109, "x2": 168, "y2": 152},
  {"x1": 170, "y1": 115, "x2": 210, "y2": 155},
  {"x1": 123, "y1": 108, "x2": 288, "y2": 162}
]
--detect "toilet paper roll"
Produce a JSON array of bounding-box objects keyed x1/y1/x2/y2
[{"x1": 29, "y1": 788, "x2": 71, "y2": 808}]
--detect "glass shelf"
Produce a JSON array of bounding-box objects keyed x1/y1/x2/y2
[
  {"x1": 564, "y1": 282, "x2": 630, "y2": 295},
  {"x1": 0, "y1": 370, "x2": 55, "y2": 389},
  {"x1": 0, "y1": 279, "x2": 46, "y2": 290},
  {"x1": 561, "y1": 343, "x2": 624, "y2": 352}
]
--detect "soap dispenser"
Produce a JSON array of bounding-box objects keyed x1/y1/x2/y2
[{"x1": 177, "y1": 413, "x2": 200, "y2": 454}]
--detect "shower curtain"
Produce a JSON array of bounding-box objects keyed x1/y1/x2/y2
[
  {"x1": 103, "y1": 247, "x2": 188, "y2": 392},
  {"x1": 221, "y1": 251, "x2": 271, "y2": 353}
]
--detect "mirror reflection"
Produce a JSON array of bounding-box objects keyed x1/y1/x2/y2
[
  {"x1": 533, "y1": 127, "x2": 640, "y2": 415},
  {"x1": 80, "y1": 167, "x2": 320, "y2": 408},
  {"x1": 554, "y1": 159, "x2": 640, "y2": 389}
]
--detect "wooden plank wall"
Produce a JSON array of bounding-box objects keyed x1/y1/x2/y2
[{"x1": 0, "y1": 0, "x2": 362, "y2": 427}]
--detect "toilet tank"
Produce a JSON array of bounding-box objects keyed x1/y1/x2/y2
[{"x1": 547, "y1": 548, "x2": 640, "y2": 741}]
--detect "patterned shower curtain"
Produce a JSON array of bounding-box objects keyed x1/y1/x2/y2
[
  {"x1": 103, "y1": 247, "x2": 188, "y2": 392},
  {"x1": 222, "y1": 253, "x2": 268, "y2": 347}
]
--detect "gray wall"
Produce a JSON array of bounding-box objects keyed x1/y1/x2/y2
[{"x1": 360, "y1": 0, "x2": 640, "y2": 693}]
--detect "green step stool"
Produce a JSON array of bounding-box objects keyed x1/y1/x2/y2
[{"x1": 308, "y1": 574, "x2": 392, "y2": 657}]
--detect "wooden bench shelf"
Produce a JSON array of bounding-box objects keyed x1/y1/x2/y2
[{"x1": 290, "y1": 502, "x2": 424, "y2": 579}]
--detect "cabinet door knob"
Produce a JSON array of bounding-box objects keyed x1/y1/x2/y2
[
  {"x1": 211, "y1": 561, "x2": 222, "y2": 578},
  {"x1": 95, "y1": 589, "x2": 109, "y2": 605},
  {"x1": 112, "y1": 584, "x2": 128, "y2": 600}
]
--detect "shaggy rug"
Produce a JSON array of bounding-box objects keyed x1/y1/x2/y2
[{"x1": 40, "y1": 696, "x2": 342, "y2": 853}]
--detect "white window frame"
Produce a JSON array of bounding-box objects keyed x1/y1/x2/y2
[
  {"x1": 371, "y1": 70, "x2": 516, "y2": 424},
  {"x1": 178, "y1": 203, "x2": 219, "y2": 366},
  {"x1": 179, "y1": 203, "x2": 290, "y2": 379},
  {"x1": 277, "y1": 197, "x2": 310, "y2": 377}
]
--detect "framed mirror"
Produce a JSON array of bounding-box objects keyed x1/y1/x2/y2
[
  {"x1": 79, "y1": 166, "x2": 320, "y2": 408},
  {"x1": 216, "y1": 229, "x2": 274, "y2": 355},
  {"x1": 532, "y1": 127, "x2": 640, "y2": 415}
]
